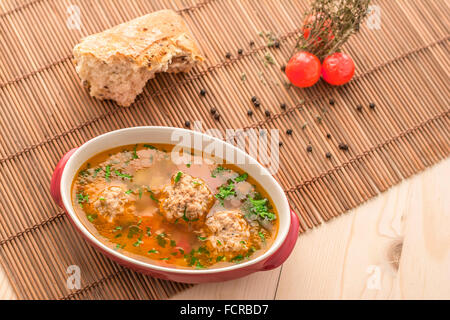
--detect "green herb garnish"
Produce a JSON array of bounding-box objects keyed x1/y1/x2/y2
[
  {"x1": 170, "y1": 240, "x2": 176, "y2": 247},
  {"x1": 114, "y1": 170, "x2": 132, "y2": 179},
  {"x1": 234, "y1": 173, "x2": 248, "y2": 182},
  {"x1": 259, "y1": 231, "x2": 266, "y2": 242},
  {"x1": 132, "y1": 144, "x2": 139, "y2": 159},
  {"x1": 198, "y1": 236, "x2": 207, "y2": 241},
  {"x1": 215, "y1": 182, "x2": 236, "y2": 205},
  {"x1": 86, "y1": 214, "x2": 97, "y2": 222},
  {"x1": 148, "y1": 249, "x2": 158, "y2": 254},
  {"x1": 216, "y1": 256, "x2": 225, "y2": 262},
  {"x1": 174, "y1": 171, "x2": 183, "y2": 183},
  {"x1": 248, "y1": 197, "x2": 276, "y2": 221},
  {"x1": 143, "y1": 144, "x2": 156, "y2": 150},
  {"x1": 211, "y1": 166, "x2": 229, "y2": 178},
  {"x1": 156, "y1": 233, "x2": 167, "y2": 248},
  {"x1": 105, "y1": 165, "x2": 111, "y2": 181}
]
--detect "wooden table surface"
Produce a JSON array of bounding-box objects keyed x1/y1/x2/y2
[{"x1": 1, "y1": 159, "x2": 449, "y2": 300}]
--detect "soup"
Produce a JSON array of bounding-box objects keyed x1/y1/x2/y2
[{"x1": 71, "y1": 144, "x2": 279, "y2": 269}]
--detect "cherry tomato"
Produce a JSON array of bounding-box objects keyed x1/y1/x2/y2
[
  {"x1": 302, "y1": 14, "x2": 334, "y2": 46},
  {"x1": 285, "y1": 51, "x2": 321, "y2": 88},
  {"x1": 321, "y1": 52, "x2": 355, "y2": 86}
]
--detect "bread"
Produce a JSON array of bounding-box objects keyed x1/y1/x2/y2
[{"x1": 73, "y1": 9, "x2": 204, "y2": 107}]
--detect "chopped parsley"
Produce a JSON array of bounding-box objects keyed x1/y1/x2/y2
[
  {"x1": 231, "y1": 254, "x2": 244, "y2": 263},
  {"x1": 105, "y1": 165, "x2": 111, "y2": 181},
  {"x1": 145, "y1": 227, "x2": 152, "y2": 237},
  {"x1": 133, "y1": 236, "x2": 143, "y2": 247},
  {"x1": 76, "y1": 193, "x2": 89, "y2": 207},
  {"x1": 211, "y1": 165, "x2": 229, "y2": 178},
  {"x1": 216, "y1": 240, "x2": 222, "y2": 246},
  {"x1": 234, "y1": 173, "x2": 248, "y2": 182},
  {"x1": 148, "y1": 249, "x2": 159, "y2": 254},
  {"x1": 125, "y1": 189, "x2": 133, "y2": 195},
  {"x1": 186, "y1": 163, "x2": 191, "y2": 168},
  {"x1": 198, "y1": 236, "x2": 207, "y2": 241},
  {"x1": 259, "y1": 231, "x2": 266, "y2": 242},
  {"x1": 114, "y1": 170, "x2": 132, "y2": 179},
  {"x1": 156, "y1": 233, "x2": 167, "y2": 248},
  {"x1": 215, "y1": 181, "x2": 236, "y2": 205},
  {"x1": 174, "y1": 171, "x2": 183, "y2": 183},
  {"x1": 170, "y1": 240, "x2": 177, "y2": 247},
  {"x1": 86, "y1": 214, "x2": 97, "y2": 222},
  {"x1": 93, "y1": 167, "x2": 101, "y2": 178},
  {"x1": 127, "y1": 225, "x2": 141, "y2": 239},
  {"x1": 132, "y1": 144, "x2": 139, "y2": 159},
  {"x1": 247, "y1": 197, "x2": 276, "y2": 221},
  {"x1": 216, "y1": 256, "x2": 225, "y2": 262},
  {"x1": 143, "y1": 144, "x2": 156, "y2": 150}
]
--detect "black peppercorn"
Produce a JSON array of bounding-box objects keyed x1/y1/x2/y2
[
  {"x1": 356, "y1": 104, "x2": 362, "y2": 111},
  {"x1": 306, "y1": 145, "x2": 313, "y2": 152},
  {"x1": 329, "y1": 98, "x2": 335, "y2": 105},
  {"x1": 369, "y1": 102, "x2": 376, "y2": 109},
  {"x1": 326, "y1": 152, "x2": 332, "y2": 159},
  {"x1": 274, "y1": 40, "x2": 280, "y2": 48},
  {"x1": 200, "y1": 89, "x2": 206, "y2": 96},
  {"x1": 338, "y1": 143, "x2": 349, "y2": 151},
  {"x1": 210, "y1": 108, "x2": 216, "y2": 114},
  {"x1": 280, "y1": 103, "x2": 287, "y2": 110},
  {"x1": 238, "y1": 48, "x2": 243, "y2": 55},
  {"x1": 249, "y1": 40, "x2": 255, "y2": 46},
  {"x1": 251, "y1": 96, "x2": 257, "y2": 102},
  {"x1": 286, "y1": 129, "x2": 293, "y2": 135},
  {"x1": 225, "y1": 52, "x2": 232, "y2": 59},
  {"x1": 184, "y1": 121, "x2": 191, "y2": 128},
  {"x1": 247, "y1": 110, "x2": 253, "y2": 116},
  {"x1": 265, "y1": 110, "x2": 271, "y2": 117},
  {"x1": 214, "y1": 113, "x2": 221, "y2": 120},
  {"x1": 253, "y1": 100, "x2": 261, "y2": 107},
  {"x1": 279, "y1": 141, "x2": 283, "y2": 147},
  {"x1": 326, "y1": 133, "x2": 332, "y2": 139},
  {"x1": 281, "y1": 65, "x2": 286, "y2": 72}
]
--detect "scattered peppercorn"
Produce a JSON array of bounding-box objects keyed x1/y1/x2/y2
[
  {"x1": 184, "y1": 121, "x2": 191, "y2": 128},
  {"x1": 326, "y1": 152, "x2": 332, "y2": 159},
  {"x1": 369, "y1": 102, "x2": 376, "y2": 109},
  {"x1": 306, "y1": 145, "x2": 313, "y2": 152},
  {"x1": 338, "y1": 143, "x2": 349, "y2": 151},
  {"x1": 265, "y1": 110, "x2": 271, "y2": 117},
  {"x1": 238, "y1": 48, "x2": 243, "y2": 55},
  {"x1": 286, "y1": 129, "x2": 293, "y2": 135},
  {"x1": 326, "y1": 133, "x2": 332, "y2": 139},
  {"x1": 214, "y1": 113, "x2": 221, "y2": 120},
  {"x1": 210, "y1": 108, "x2": 216, "y2": 114},
  {"x1": 253, "y1": 100, "x2": 261, "y2": 107},
  {"x1": 279, "y1": 141, "x2": 283, "y2": 147},
  {"x1": 200, "y1": 89, "x2": 206, "y2": 96},
  {"x1": 225, "y1": 52, "x2": 232, "y2": 59},
  {"x1": 249, "y1": 40, "x2": 255, "y2": 46},
  {"x1": 274, "y1": 40, "x2": 280, "y2": 48},
  {"x1": 280, "y1": 103, "x2": 287, "y2": 110},
  {"x1": 281, "y1": 65, "x2": 286, "y2": 72},
  {"x1": 251, "y1": 96, "x2": 257, "y2": 102},
  {"x1": 247, "y1": 110, "x2": 253, "y2": 116},
  {"x1": 329, "y1": 98, "x2": 335, "y2": 105},
  {"x1": 356, "y1": 104, "x2": 363, "y2": 111}
]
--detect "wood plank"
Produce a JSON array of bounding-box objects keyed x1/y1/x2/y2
[{"x1": 276, "y1": 158, "x2": 450, "y2": 299}]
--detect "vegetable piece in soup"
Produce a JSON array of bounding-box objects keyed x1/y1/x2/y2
[{"x1": 71, "y1": 144, "x2": 278, "y2": 269}]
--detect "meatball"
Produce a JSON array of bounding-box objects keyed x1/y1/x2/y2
[
  {"x1": 92, "y1": 186, "x2": 134, "y2": 221},
  {"x1": 160, "y1": 173, "x2": 214, "y2": 222},
  {"x1": 205, "y1": 210, "x2": 250, "y2": 253}
]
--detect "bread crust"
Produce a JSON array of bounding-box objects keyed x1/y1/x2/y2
[{"x1": 73, "y1": 9, "x2": 204, "y2": 106}]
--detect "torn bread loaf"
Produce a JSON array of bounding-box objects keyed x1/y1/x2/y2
[{"x1": 73, "y1": 9, "x2": 204, "y2": 107}]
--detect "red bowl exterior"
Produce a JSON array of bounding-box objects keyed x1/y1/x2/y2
[{"x1": 51, "y1": 148, "x2": 300, "y2": 283}]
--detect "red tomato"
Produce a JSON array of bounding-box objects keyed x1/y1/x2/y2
[
  {"x1": 321, "y1": 52, "x2": 355, "y2": 86},
  {"x1": 285, "y1": 51, "x2": 321, "y2": 88},
  {"x1": 302, "y1": 14, "x2": 335, "y2": 45}
]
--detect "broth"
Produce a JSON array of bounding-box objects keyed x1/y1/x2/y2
[{"x1": 71, "y1": 144, "x2": 279, "y2": 269}]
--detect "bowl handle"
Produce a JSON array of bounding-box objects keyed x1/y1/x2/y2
[
  {"x1": 50, "y1": 148, "x2": 78, "y2": 209},
  {"x1": 261, "y1": 209, "x2": 300, "y2": 270}
]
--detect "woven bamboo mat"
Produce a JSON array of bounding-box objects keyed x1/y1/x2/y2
[{"x1": 0, "y1": 0, "x2": 448, "y2": 299}]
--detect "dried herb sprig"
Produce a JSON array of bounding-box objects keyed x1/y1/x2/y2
[{"x1": 292, "y1": 0, "x2": 370, "y2": 60}]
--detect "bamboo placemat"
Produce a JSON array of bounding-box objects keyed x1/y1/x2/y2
[{"x1": 0, "y1": 0, "x2": 448, "y2": 299}]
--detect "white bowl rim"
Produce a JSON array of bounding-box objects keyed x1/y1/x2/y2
[{"x1": 60, "y1": 126, "x2": 291, "y2": 274}]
